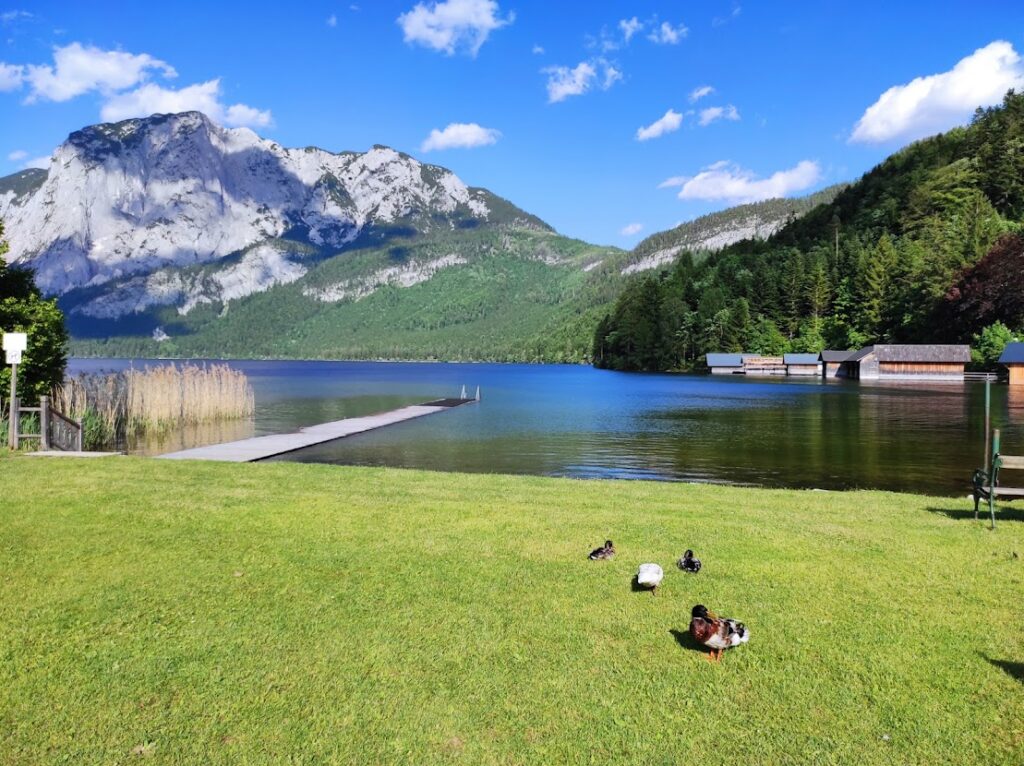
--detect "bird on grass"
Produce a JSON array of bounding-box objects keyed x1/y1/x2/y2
[
  {"x1": 689, "y1": 604, "x2": 749, "y2": 662},
  {"x1": 588, "y1": 540, "x2": 615, "y2": 560},
  {"x1": 636, "y1": 563, "x2": 664, "y2": 594},
  {"x1": 677, "y1": 549, "x2": 701, "y2": 573}
]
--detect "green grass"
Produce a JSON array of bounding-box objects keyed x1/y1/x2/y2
[{"x1": 1, "y1": 456, "x2": 1022, "y2": 764}]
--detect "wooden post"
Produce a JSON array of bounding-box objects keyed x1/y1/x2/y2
[
  {"x1": 39, "y1": 395, "x2": 50, "y2": 451},
  {"x1": 8, "y1": 362, "x2": 17, "y2": 450},
  {"x1": 75, "y1": 417, "x2": 83, "y2": 452},
  {"x1": 989, "y1": 428, "x2": 1000, "y2": 530}
]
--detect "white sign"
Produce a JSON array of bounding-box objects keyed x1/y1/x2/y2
[
  {"x1": 5, "y1": 349, "x2": 21, "y2": 365},
  {"x1": 2, "y1": 332, "x2": 27, "y2": 353}
]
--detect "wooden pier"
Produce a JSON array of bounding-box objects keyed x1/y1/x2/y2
[{"x1": 158, "y1": 397, "x2": 476, "y2": 463}]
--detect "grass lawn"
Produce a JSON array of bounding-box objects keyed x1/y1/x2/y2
[{"x1": 1, "y1": 456, "x2": 1022, "y2": 764}]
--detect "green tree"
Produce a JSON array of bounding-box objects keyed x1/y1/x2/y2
[
  {"x1": 747, "y1": 316, "x2": 789, "y2": 355},
  {"x1": 0, "y1": 220, "x2": 69, "y2": 403},
  {"x1": 971, "y1": 321, "x2": 1016, "y2": 368},
  {"x1": 725, "y1": 298, "x2": 751, "y2": 352}
]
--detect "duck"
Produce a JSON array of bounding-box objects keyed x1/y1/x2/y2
[
  {"x1": 635, "y1": 563, "x2": 664, "y2": 594},
  {"x1": 677, "y1": 549, "x2": 701, "y2": 573},
  {"x1": 588, "y1": 540, "x2": 615, "y2": 560},
  {"x1": 689, "y1": 604, "x2": 749, "y2": 662}
]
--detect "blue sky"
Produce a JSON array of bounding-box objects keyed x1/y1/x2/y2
[{"x1": 1, "y1": 1, "x2": 1023, "y2": 246}]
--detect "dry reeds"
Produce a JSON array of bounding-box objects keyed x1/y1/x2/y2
[{"x1": 52, "y1": 364, "x2": 254, "y2": 448}]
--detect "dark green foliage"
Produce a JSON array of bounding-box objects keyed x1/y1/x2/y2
[
  {"x1": 597, "y1": 91, "x2": 1024, "y2": 371},
  {"x1": 943, "y1": 233, "x2": 1024, "y2": 337},
  {"x1": 0, "y1": 221, "x2": 69, "y2": 403}
]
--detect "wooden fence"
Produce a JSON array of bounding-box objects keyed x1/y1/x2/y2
[{"x1": 4, "y1": 395, "x2": 82, "y2": 451}]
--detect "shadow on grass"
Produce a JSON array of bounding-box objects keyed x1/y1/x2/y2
[
  {"x1": 925, "y1": 505, "x2": 1024, "y2": 523},
  {"x1": 630, "y1": 576, "x2": 656, "y2": 595},
  {"x1": 669, "y1": 628, "x2": 707, "y2": 654},
  {"x1": 985, "y1": 654, "x2": 1024, "y2": 684}
]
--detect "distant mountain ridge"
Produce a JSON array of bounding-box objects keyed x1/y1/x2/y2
[{"x1": 621, "y1": 185, "x2": 846, "y2": 275}]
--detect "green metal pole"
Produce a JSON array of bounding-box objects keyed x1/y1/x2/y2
[
  {"x1": 984, "y1": 378, "x2": 991, "y2": 469},
  {"x1": 989, "y1": 428, "x2": 999, "y2": 530}
]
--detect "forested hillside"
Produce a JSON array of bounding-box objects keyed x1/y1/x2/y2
[{"x1": 594, "y1": 91, "x2": 1024, "y2": 371}]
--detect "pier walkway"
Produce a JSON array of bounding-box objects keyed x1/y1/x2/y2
[{"x1": 158, "y1": 397, "x2": 475, "y2": 463}]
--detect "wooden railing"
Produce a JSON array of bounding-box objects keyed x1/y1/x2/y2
[{"x1": 4, "y1": 395, "x2": 82, "y2": 451}]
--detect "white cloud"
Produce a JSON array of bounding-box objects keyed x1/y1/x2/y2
[
  {"x1": 647, "y1": 21, "x2": 687, "y2": 44},
  {"x1": 544, "y1": 61, "x2": 595, "y2": 103},
  {"x1": 327, "y1": 14, "x2": 338, "y2": 27},
  {"x1": 7, "y1": 149, "x2": 26, "y2": 161},
  {"x1": 100, "y1": 80, "x2": 272, "y2": 128},
  {"x1": 689, "y1": 85, "x2": 714, "y2": 103},
  {"x1": 22, "y1": 154, "x2": 51, "y2": 169},
  {"x1": 421, "y1": 122, "x2": 500, "y2": 151},
  {"x1": 713, "y1": 5, "x2": 742, "y2": 27},
  {"x1": 636, "y1": 109, "x2": 683, "y2": 141},
  {"x1": 397, "y1": 0, "x2": 512, "y2": 56},
  {"x1": 660, "y1": 159, "x2": 822, "y2": 203},
  {"x1": 620, "y1": 222, "x2": 643, "y2": 236},
  {"x1": 532, "y1": 44, "x2": 544, "y2": 55},
  {"x1": 602, "y1": 63, "x2": 622, "y2": 89},
  {"x1": 619, "y1": 17, "x2": 642, "y2": 42},
  {"x1": 21, "y1": 42, "x2": 176, "y2": 103},
  {"x1": 698, "y1": 104, "x2": 740, "y2": 126},
  {"x1": 0, "y1": 62, "x2": 24, "y2": 91},
  {"x1": 544, "y1": 59, "x2": 620, "y2": 103},
  {"x1": 0, "y1": 42, "x2": 272, "y2": 130},
  {"x1": 0, "y1": 9, "x2": 31, "y2": 24},
  {"x1": 851, "y1": 40, "x2": 1024, "y2": 144}
]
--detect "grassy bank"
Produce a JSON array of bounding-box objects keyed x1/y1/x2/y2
[{"x1": 1, "y1": 457, "x2": 1022, "y2": 764}]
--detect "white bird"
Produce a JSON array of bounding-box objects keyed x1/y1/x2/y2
[{"x1": 636, "y1": 563, "x2": 664, "y2": 594}]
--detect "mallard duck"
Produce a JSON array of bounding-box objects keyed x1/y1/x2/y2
[
  {"x1": 636, "y1": 563, "x2": 664, "y2": 594},
  {"x1": 677, "y1": 549, "x2": 701, "y2": 573},
  {"x1": 689, "y1": 604, "x2": 749, "y2": 662},
  {"x1": 588, "y1": 540, "x2": 615, "y2": 560}
]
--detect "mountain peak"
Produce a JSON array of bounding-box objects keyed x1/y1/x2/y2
[{"x1": 0, "y1": 112, "x2": 548, "y2": 310}]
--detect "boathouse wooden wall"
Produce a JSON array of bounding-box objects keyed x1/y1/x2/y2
[{"x1": 878, "y1": 362, "x2": 965, "y2": 377}]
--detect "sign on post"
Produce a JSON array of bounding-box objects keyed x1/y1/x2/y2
[{"x1": 3, "y1": 332, "x2": 27, "y2": 365}]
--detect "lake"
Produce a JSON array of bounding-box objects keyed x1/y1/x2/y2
[{"x1": 68, "y1": 358, "x2": 1022, "y2": 495}]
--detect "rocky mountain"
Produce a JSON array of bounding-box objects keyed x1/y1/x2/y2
[
  {"x1": 0, "y1": 112, "x2": 623, "y2": 361},
  {"x1": 620, "y1": 184, "x2": 846, "y2": 275}
]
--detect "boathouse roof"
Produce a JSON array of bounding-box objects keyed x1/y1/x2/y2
[
  {"x1": 848, "y1": 345, "x2": 971, "y2": 363},
  {"x1": 819, "y1": 350, "x2": 856, "y2": 363},
  {"x1": 998, "y1": 342, "x2": 1024, "y2": 364},
  {"x1": 784, "y1": 353, "x2": 821, "y2": 365},
  {"x1": 705, "y1": 353, "x2": 744, "y2": 367}
]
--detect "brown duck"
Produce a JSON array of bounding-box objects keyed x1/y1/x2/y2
[{"x1": 689, "y1": 604, "x2": 750, "y2": 662}]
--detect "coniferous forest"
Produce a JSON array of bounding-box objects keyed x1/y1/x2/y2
[{"x1": 593, "y1": 91, "x2": 1024, "y2": 371}]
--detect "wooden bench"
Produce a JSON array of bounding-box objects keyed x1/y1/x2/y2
[{"x1": 972, "y1": 428, "x2": 1024, "y2": 528}]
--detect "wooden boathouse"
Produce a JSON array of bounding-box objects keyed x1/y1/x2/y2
[
  {"x1": 999, "y1": 342, "x2": 1024, "y2": 385},
  {"x1": 783, "y1": 353, "x2": 821, "y2": 376},
  {"x1": 706, "y1": 353, "x2": 746, "y2": 375},
  {"x1": 839, "y1": 345, "x2": 970, "y2": 381},
  {"x1": 819, "y1": 350, "x2": 856, "y2": 378}
]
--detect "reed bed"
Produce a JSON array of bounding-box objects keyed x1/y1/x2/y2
[{"x1": 52, "y1": 364, "x2": 254, "y2": 449}]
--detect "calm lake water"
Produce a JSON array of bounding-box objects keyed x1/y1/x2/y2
[{"x1": 68, "y1": 358, "x2": 1024, "y2": 495}]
